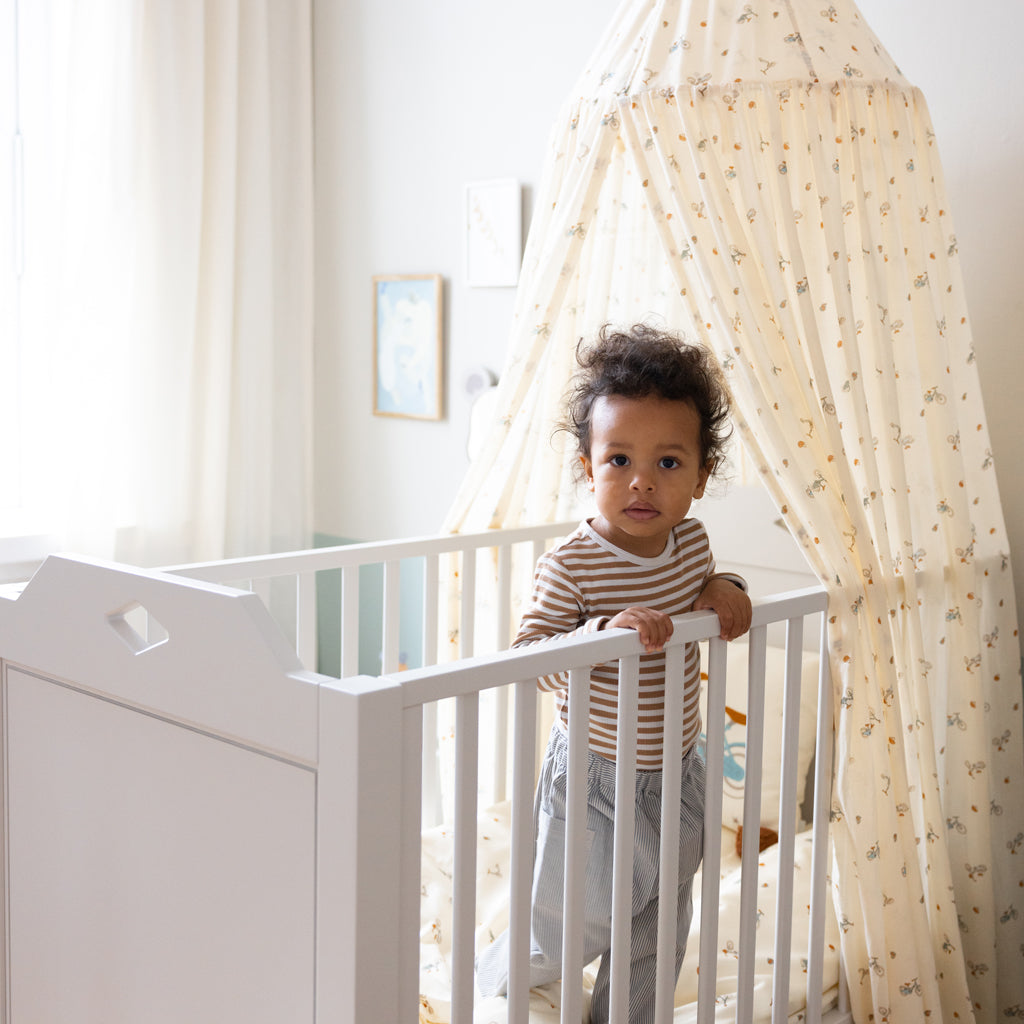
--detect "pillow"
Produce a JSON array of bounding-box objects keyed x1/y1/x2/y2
[{"x1": 697, "y1": 640, "x2": 820, "y2": 834}]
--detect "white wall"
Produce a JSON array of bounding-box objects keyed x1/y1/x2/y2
[
  {"x1": 313, "y1": 0, "x2": 1024, "y2": 632},
  {"x1": 312, "y1": 0, "x2": 621, "y2": 543}
]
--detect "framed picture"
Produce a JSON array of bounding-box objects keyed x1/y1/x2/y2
[
  {"x1": 464, "y1": 178, "x2": 522, "y2": 287},
  {"x1": 373, "y1": 273, "x2": 444, "y2": 421}
]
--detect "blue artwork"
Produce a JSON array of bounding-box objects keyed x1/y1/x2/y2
[{"x1": 374, "y1": 276, "x2": 441, "y2": 419}]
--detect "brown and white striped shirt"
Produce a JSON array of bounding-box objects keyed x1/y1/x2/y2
[{"x1": 514, "y1": 518, "x2": 729, "y2": 769}]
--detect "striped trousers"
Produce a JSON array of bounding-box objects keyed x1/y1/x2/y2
[{"x1": 476, "y1": 724, "x2": 705, "y2": 1023}]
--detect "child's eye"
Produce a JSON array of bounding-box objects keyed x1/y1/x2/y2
[
  {"x1": 610, "y1": 455, "x2": 629, "y2": 467},
  {"x1": 659, "y1": 457, "x2": 680, "y2": 469}
]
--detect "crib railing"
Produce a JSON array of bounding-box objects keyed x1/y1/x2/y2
[
  {"x1": 337, "y1": 584, "x2": 848, "y2": 1024},
  {"x1": 2, "y1": 553, "x2": 847, "y2": 1024},
  {"x1": 167, "y1": 523, "x2": 578, "y2": 825},
  {"x1": 166, "y1": 521, "x2": 578, "y2": 672},
  {"x1": 167, "y1": 530, "x2": 848, "y2": 1023}
]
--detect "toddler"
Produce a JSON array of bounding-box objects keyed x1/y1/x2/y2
[{"x1": 476, "y1": 323, "x2": 752, "y2": 1023}]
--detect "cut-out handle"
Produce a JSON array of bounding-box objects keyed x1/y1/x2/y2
[{"x1": 106, "y1": 600, "x2": 170, "y2": 655}]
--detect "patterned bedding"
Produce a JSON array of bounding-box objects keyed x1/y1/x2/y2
[{"x1": 418, "y1": 802, "x2": 840, "y2": 1023}]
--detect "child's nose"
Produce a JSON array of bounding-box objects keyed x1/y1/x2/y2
[{"x1": 631, "y1": 469, "x2": 655, "y2": 491}]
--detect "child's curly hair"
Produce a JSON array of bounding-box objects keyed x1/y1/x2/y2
[{"x1": 563, "y1": 323, "x2": 733, "y2": 472}]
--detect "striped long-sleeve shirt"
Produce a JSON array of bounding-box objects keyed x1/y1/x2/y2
[{"x1": 514, "y1": 518, "x2": 730, "y2": 769}]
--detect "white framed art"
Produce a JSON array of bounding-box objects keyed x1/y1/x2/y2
[{"x1": 464, "y1": 178, "x2": 521, "y2": 287}]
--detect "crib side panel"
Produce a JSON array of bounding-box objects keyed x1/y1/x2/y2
[
  {"x1": 0, "y1": 554, "x2": 318, "y2": 763},
  {"x1": 0, "y1": 555, "x2": 327, "y2": 1024},
  {"x1": 1, "y1": 665, "x2": 318, "y2": 1024}
]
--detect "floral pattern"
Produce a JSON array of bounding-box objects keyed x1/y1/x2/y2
[
  {"x1": 444, "y1": 1, "x2": 1024, "y2": 1020},
  {"x1": 419, "y1": 802, "x2": 840, "y2": 1023}
]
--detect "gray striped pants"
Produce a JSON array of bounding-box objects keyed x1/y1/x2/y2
[{"x1": 476, "y1": 724, "x2": 705, "y2": 1023}]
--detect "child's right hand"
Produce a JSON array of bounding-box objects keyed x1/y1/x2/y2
[{"x1": 605, "y1": 606, "x2": 674, "y2": 652}]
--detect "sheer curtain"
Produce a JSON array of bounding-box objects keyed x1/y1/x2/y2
[
  {"x1": 12, "y1": 0, "x2": 139, "y2": 558},
  {"x1": 8, "y1": 0, "x2": 313, "y2": 568},
  {"x1": 443, "y1": 1, "x2": 1024, "y2": 1020}
]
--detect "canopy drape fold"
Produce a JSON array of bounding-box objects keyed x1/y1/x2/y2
[{"x1": 443, "y1": 2, "x2": 1023, "y2": 1020}]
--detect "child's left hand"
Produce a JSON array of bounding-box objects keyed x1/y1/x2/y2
[{"x1": 693, "y1": 578, "x2": 752, "y2": 641}]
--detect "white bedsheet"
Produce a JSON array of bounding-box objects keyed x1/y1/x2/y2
[{"x1": 419, "y1": 803, "x2": 839, "y2": 1023}]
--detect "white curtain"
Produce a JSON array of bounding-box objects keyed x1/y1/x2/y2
[
  {"x1": 11, "y1": 0, "x2": 313, "y2": 567},
  {"x1": 13, "y1": 0, "x2": 140, "y2": 558},
  {"x1": 443, "y1": 1, "x2": 1024, "y2": 1021}
]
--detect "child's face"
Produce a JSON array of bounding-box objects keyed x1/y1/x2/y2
[{"x1": 580, "y1": 394, "x2": 711, "y2": 558}]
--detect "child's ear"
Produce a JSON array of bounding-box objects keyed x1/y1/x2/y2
[
  {"x1": 580, "y1": 455, "x2": 595, "y2": 489},
  {"x1": 695, "y1": 458, "x2": 715, "y2": 497}
]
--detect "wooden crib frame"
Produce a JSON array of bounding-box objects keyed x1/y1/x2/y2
[{"x1": 0, "y1": 524, "x2": 851, "y2": 1024}]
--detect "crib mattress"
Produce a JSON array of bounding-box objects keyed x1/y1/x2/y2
[{"x1": 418, "y1": 802, "x2": 840, "y2": 1023}]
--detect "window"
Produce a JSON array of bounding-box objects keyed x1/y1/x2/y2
[
  {"x1": 1, "y1": 0, "x2": 20, "y2": 520},
  {"x1": 1, "y1": 1, "x2": 314, "y2": 568},
  {"x1": 1, "y1": 0, "x2": 137, "y2": 544}
]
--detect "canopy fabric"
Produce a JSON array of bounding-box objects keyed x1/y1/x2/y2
[{"x1": 443, "y1": 1, "x2": 1024, "y2": 1021}]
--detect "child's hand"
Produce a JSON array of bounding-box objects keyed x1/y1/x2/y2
[
  {"x1": 605, "y1": 607, "x2": 674, "y2": 652},
  {"x1": 693, "y1": 578, "x2": 752, "y2": 641}
]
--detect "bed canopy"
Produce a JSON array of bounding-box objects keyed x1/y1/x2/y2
[{"x1": 443, "y1": 1, "x2": 1024, "y2": 1021}]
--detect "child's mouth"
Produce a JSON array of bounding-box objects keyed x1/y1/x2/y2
[{"x1": 626, "y1": 505, "x2": 659, "y2": 521}]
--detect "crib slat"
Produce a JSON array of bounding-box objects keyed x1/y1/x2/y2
[
  {"x1": 496, "y1": 543, "x2": 512, "y2": 650},
  {"x1": 399, "y1": 703, "x2": 424, "y2": 1023},
  {"x1": 451, "y1": 692, "x2": 480, "y2": 1024},
  {"x1": 805, "y1": 616, "x2": 835, "y2": 1024},
  {"x1": 382, "y1": 560, "x2": 401, "y2": 674},
  {"x1": 507, "y1": 678, "x2": 538, "y2": 1024},
  {"x1": 609, "y1": 652, "x2": 639, "y2": 1024},
  {"x1": 561, "y1": 665, "x2": 591, "y2": 1024},
  {"x1": 421, "y1": 557, "x2": 443, "y2": 827},
  {"x1": 296, "y1": 571, "x2": 317, "y2": 668},
  {"x1": 492, "y1": 686, "x2": 510, "y2": 805},
  {"x1": 654, "y1": 642, "x2": 685, "y2": 1024},
  {"x1": 736, "y1": 626, "x2": 768, "y2": 1023},
  {"x1": 771, "y1": 616, "x2": 805, "y2": 1023},
  {"x1": 421, "y1": 557, "x2": 442, "y2": 827},
  {"x1": 340, "y1": 566, "x2": 359, "y2": 677},
  {"x1": 697, "y1": 637, "x2": 727, "y2": 1022},
  {"x1": 459, "y1": 549, "x2": 476, "y2": 658},
  {"x1": 421, "y1": 702, "x2": 442, "y2": 827},
  {"x1": 492, "y1": 545, "x2": 514, "y2": 806},
  {"x1": 423, "y1": 554, "x2": 439, "y2": 666}
]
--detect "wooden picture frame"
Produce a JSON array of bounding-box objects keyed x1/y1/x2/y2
[{"x1": 372, "y1": 274, "x2": 443, "y2": 420}]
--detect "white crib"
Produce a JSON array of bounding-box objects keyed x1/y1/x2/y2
[{"x1": 0, "y1": 522, "x2": 851, "y2": 1024}]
